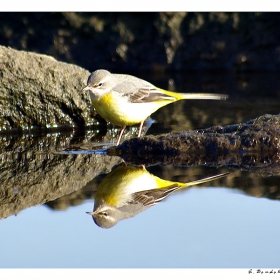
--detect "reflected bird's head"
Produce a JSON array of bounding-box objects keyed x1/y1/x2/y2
[{"x1": 87, "y1": 205, "x2": 120, "y2": 229}]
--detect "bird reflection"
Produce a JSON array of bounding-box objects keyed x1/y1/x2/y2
[{"x1": 87, "y1": 165, "x2": 228, "y2": 228}]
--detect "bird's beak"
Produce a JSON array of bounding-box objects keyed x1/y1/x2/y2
[
  {"x1": 82, "y1": 85, "x2": 90, "y2": 92},
  {"x1": 86, "y1": 211, "x2": 94, "y2": 216}
]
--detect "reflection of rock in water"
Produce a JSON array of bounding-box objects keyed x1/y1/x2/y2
[
  {"x1": 1, "y1": 113, "x2": 280, "y2": 219},
  {"x1": 0, "y1": 131, "x2": 121, "y2": 219}
]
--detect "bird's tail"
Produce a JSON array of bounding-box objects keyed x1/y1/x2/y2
[
  {"x1": 157, "y1": 87, "x2": 228, "y2": 101},
  {"x1": 179, "y1": 172, "x2": 229, "y2": 188},
  {"x1": 178, "y1": 92, "x2": 228, "y2": 100}
]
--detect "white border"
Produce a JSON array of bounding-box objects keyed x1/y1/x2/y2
[
  {"x1": 1, "y1": 0, "x2": 280, "y2": 12},
  {"x1": 1, "y1": 269, "x2": 280, "y2": 280}
]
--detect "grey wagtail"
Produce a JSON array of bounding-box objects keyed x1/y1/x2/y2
[
  {"x1": 83, "y1": 69, "x2": 228, "y2": 145},
  {"x1": 87, "y1": 165, "x2": 228, "y2": 228}
]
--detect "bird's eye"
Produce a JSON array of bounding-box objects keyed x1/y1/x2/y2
[
  {"x1": 98, "y1": 82, "x2": 103, "y2": 87},
  {"x1": 101, "y1": 212, "x2": 108, "y2": 217}
]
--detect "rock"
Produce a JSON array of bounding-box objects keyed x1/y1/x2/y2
[
  {"x1": 110, "y1": 114, "x2": 280, "y2": 175},
  {"x1": 0, "y1": 46, "x2": 96, "y2": 131}
]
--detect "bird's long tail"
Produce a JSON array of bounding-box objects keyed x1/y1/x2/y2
[
  {"x1": 154, "y1": 172, "x2": 229, "y2": 203},
  {"x1": 180, "y1": 172, "x2": 229, "y2": 188},
  {"x1": 157, "y1": 87, "x2": 228, "y2": 101},
  {"x1": 178, "y1": 92, "x2": 228, "y2": 100}
]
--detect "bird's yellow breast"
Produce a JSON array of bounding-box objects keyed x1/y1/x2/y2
[
  {"x1": 95, "y1": 166, "x2": 179, "y2": 207},
  {"x1": 92, "y1": 92, "x2": 170, "y2": 126}
]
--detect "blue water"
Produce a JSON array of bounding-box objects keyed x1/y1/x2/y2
[{"x1": 1, "y1": 183, "x2": 279, "y2": 268}]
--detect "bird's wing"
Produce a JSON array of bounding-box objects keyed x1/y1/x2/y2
[
  {"x1": 112, "y1": 82, "x2": 176, "y2": 103},
  {"x1": 117, "y1": 185, "x2": 180, "y2": 218},
  {"x1": 117, "y1": 203, "x2": 149, "y2": 218},
  {"x1": 130, "y1": 185, "x2": 180, "y2": 207}
]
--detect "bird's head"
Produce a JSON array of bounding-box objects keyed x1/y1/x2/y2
[{"x1": 82, "y1": 69, "x2": 114, "y2": 99}]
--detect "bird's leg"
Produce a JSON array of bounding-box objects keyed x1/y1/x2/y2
[
  {"x1": 138, "y1": 121, "x2": 144, "y2": 137},
  {"x1": 116, "y1": 126, "x2": 126, "y2": 146}
]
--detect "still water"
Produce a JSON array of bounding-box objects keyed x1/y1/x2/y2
[{"x1": 1, "y1": 71, "x2": 280, "y2": 268}]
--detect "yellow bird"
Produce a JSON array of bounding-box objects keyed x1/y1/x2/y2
[
  {"x1": 87, "y1": 165, "x2": 228, "y2": 228},
  {"x1": 83, "y1": 69, "x2": 228, "y2": 145}
]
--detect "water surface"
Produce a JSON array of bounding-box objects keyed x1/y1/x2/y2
[{"x1": 0, "y1": 71, "x2": 279, "y2": 268}]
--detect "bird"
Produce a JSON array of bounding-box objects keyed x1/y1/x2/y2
[
  {"x1": 86, "y1": 164, "x2": 229, "y2": 228},
  {"x1": 82, "y1": 69, "x2": 228, "y2": 145}
]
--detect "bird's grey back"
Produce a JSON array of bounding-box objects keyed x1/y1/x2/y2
[{"x1": 113, "y1": 73, "x2": 155, "y2": 88}]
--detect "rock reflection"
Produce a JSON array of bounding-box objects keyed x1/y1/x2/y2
[{"x1": 87, "y1": 164, "x2": 228, "y2": 228}]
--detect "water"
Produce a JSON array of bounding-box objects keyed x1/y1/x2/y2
[{"x1": 0, "y1": 71, "x2": 280, "y2": 269}]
